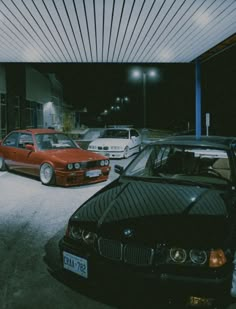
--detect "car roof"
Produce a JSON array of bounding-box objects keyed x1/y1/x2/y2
[
  {"x1": 10, "y1": 128, "x2": 60, "y2": 134},
  {"x1": 105, "y1": 128, "x2": 130, "y2": 130},
  {"x1": 154, "y1": 135, "x2": 236, "y2": 150}
]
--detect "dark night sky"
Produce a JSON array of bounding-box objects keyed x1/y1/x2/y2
[
  {"x1": 33, "y1": 44, "x2": 236, "y2": 134},
  {"x1": 34, "y1": 62, "x2": 195, "y2": 129}
]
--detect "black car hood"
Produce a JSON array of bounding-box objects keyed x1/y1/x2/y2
[
  {"x1": 73, "y1": 180, "x2": 231, "y2": 246},
  {"x1": 75, "y1": 180, "x2": 228, "y2": 221}
]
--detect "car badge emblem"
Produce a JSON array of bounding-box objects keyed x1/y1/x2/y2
[{"x1": 123, "y1": 228, "x2": 134, "y2": 238}]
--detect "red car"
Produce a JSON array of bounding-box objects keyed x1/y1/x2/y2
[{"x1": 0, "y1": 129, "x2": 111, "y2": 186}]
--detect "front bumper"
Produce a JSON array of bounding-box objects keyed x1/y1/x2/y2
[
  {"x1": 91, "y1": 150, "x2": 124, "y2": 159},
  {"x1": 59, "y1": 238, "x2": 233, "y2": 301},
  {"x1": 54, "y1": 167, "x2": 110, "y2": 186}
]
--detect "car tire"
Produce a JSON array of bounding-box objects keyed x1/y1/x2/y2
[
  {"x1": 40, "y1": 163, "x2": 55, "y2": 185},
  {"x1": 124, "y1": 146, "x2": 129, "y2": 159},
  {"x1": 0, "y1": 156, "x2": 7, "y2": 171}
]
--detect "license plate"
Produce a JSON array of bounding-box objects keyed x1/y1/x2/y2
[
  {"x1": 63, "y1": 251, "x2": 88, "y2": 278},
  {"x1": 85, "y1": 169, "x2": 101, "y2": 178}
]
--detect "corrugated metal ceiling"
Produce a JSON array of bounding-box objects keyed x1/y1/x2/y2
[{"x1": 0, "y1": 0, "x2": 235, "y2": 63}]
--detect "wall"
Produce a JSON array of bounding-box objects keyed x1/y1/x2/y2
[{"x1": 26, "y1": 66, "x2": 51, "y2": 103}]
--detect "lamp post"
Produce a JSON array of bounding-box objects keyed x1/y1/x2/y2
[
  {"x1": 132, "y1": 69, "x2": 157, "y2": 128},
  {"x1": 116, "y1": 96, "x2": 129, "y2": 105}
]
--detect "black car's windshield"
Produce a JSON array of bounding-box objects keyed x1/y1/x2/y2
[
  {"x1": 35, "y1": 133, "x2": 78, "y2": 150},
  {"x1": 124, "y1": 144, "x2": 232, "y2": 186},
  {"x1": 100, "y1": 129, "x2": 129, "y2": 139}
]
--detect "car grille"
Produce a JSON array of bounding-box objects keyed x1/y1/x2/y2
[
  {"x1": 98, "y1": 238, "x2": 154, "y2": 266},
  {"x1": 80, "y1": 161, "x2": 100, "y2": 168},
  {"x1": 98, "y1": 146, "x2": 109, "y2": 150},
  {"x1": 98, "y1": 238, "x2": 122, "y2": 261}
]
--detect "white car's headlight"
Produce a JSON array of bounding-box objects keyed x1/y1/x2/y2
[{"x1": 88, "y1": 145, "x2": 96, "y2": 150}]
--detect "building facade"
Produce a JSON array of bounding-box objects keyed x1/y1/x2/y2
[
  {"x1": 0, "y1": 64, "x2": 7, "y2": 138},
  {"x1": 0, "y1": 64, "x2": 67, "y2": 139}
]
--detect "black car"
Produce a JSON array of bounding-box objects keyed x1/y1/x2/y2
[{"x1": 59, "y1": 135, "x2": 236, "y2": 307}]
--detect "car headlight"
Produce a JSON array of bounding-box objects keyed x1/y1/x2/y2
[
  {"x1": 67, "y1": 225, "x2": 83, "y2": 240},
  {"x1": 74, "y1": 162, "x2": 81, "y2": 169},
  {"x1": 67, "y1": 163, "x2": 73, "y2": 170},
  {"x1": 104, "y1": 159, "x2": 109, "y2": 166},
  {"x1": 66, "y1": 224, "x2": 97, "y2": 245},
  {"x1": 190, "y1": 249, "x2": 207, "y2": 265},
  {"x1": 100, "y1": 160, "x2": 105, "y2": 166},
  {"x1": 82, "y1": 230, "x2": 97, "y2": 245},
  {"x1": 88, "y1": 145, "x2": 96, "y2": 150},
  {"x1": 170, "y1": 248, "x2": 187, "y2": 264}
]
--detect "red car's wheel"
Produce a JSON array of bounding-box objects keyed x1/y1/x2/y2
[{"x1": 40, "y1": 163, "x2": 55, "y2": 185}]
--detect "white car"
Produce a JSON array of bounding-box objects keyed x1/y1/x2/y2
[{"x1": 88, "y1": 128, "x2": 141, "y2": 159}]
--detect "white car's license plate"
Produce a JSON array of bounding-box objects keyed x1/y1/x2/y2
[
  {"x1": 63, "y1": 251, "x2": 88, "y2": 278},
  {"x1": 85, "y1": 169, "x2": 101, "y2": 178}
]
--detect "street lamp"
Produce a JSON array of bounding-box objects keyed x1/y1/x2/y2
[
  {"x1": 116, "y1": 96, "x2": 129, "y2": 104},
  {"x1": 111, "y1": 105, "x2": 120, "y2": 111},
  {"x1": 132, "y1": 69, "x2": 158, "y2": 128}
]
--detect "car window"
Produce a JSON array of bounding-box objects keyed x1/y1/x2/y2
[
  {"x1": 124, "y1": 144, "x2": 231, "y2": 185},
  {"x1": 35, "y1": 133, "x2": 77, "y2": 150},
  {"x1": 130, "y1": 129, "x2": 139, "y2": 137},
  {"x1": 101, "y1": 129, "x2": 129, "y2": 139},
  {"x1": 3, "y1": 132, "x2": 19, "y2": 147},
  {"x1": 18, "y1": 133, "x2": 34, "y2": 149}
]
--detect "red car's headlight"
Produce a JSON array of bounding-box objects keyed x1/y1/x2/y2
[
  {"x1": 74, "y1": 162, "x2": 81, "y2": 169},
  {"x1": 67, "y1": 162, "x2": 81, "y2": 170},
  {"x1": 67, "y1": 163, "x2": 73, "y2": 170}
]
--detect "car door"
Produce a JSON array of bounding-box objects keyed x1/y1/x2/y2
[
  {"x1": 14, "y1": 132, "x2": 38, "y2": 175},
  {"x1": 1, "y1": 131, "x2": 19, "y2": 168}
]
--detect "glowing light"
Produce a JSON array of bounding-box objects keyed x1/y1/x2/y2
[{"x1": 193, "y1": 11, "x2": 211, "y2": 28}]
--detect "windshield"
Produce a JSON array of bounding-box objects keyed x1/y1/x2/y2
[
  {"x1": 100, "y1": 129, "x2": 129, "y2": 139},
  {"x1": 35, "y1": 133, "x2": 78, "y2": 150},
  {"x1": 124, "y1": 144, "x2": 232, "y2": 186}
]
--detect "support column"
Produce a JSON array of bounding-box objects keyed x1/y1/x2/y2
[{"x1": 195, "y1": 59, "x2": 201, "y2": 139}]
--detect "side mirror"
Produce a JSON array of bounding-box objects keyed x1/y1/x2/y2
[
  {"x1": 25, "y1": 144, "x2": 35, "y2": 152},
  {"x1": 114, "y1": 164, "x2": 124, "y2": 175}
]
